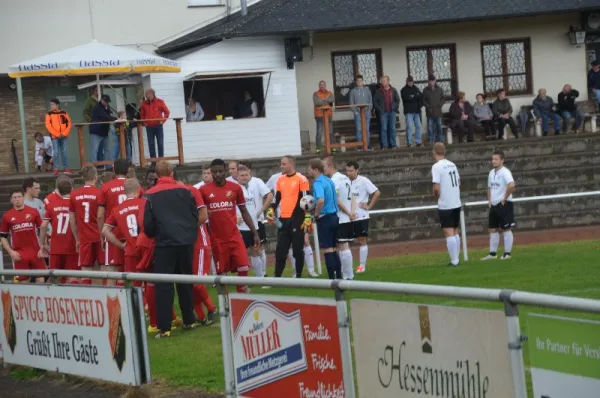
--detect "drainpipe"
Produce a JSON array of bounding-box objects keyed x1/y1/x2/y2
[{"x1": 240, "y1": 0, "x2": 248, "y2": 16}]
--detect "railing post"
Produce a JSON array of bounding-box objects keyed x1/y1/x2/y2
[
  {"x1": 459, "y1": 205, "x2": 468, "y2": 262},
  {"x1": 175, "y1": 119, "x2": 184, "y2": 166},
  {"x1": 500, "y1": 290, "x2": 527, "y2": 398},
  {"x1": 78, "y1": 125, "x2": 86, "y2": 167},
  {"x1": 333, "y1": 282, "x2": 355, "y2": 398},
  {"x1": 215, "y1": 279, "x2": 236, "y2": 398},
  {"x1": 312, "y1": 220, "x2": 322, "y2": 276},
  {"x1": 118, "y1": 123, "x2": 127, "y2": 160},
  {"x1": 136, "y1": 122, "x2": 146, "y2": 168},
  {"x1": 360, "y1": 106, "x2": 368, "y2": 150},
  {"x1": 323, "y1": 110, "x2": 331, "y2": 155}
]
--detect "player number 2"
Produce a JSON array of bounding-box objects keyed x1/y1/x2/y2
[
  {"x1": 56, "y1": 213, "x2": 69, "y2": 235},
  {"x1": 449, "y1": 171, "x2": 458, "y2": 187},
  {"x1": 126, "y1": 214, "x2": 138, "y2": 237},
  {"x1": 345, "y1": 183, "x2": 352, "y2": 201},
  {"x1": 118, "y1": 194, "x2": 127, "y2": 204},
  {"x1": 82, "y1": 202, "x2": 90, "y2": 223}
]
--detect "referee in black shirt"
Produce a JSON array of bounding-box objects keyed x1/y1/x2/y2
[{"x1": 144, "y1": 161, "x2": 208, "y2": 338}]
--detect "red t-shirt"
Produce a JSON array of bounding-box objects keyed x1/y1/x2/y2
[
  {"x1": 99, "y1": 177, "x2": 143, "y2": 238},
  {"x1": 69, "y1": 185, "x2": 101, "y2": 244},
  {"x1": 200, "y1": 181, "x2": 245, "y2": 244},
  {"x1": 0, "y1": 206, "x2": 42, "y2": 252},
  {"x1": 44, "y1": 197, "x2": 76, "y2": 254},
  {"x1": 43, "y1": 191, "x2": 60, "y2": 206},
  {"x1": 187, "y1": 185, "x2": 210, "y2": 248},
  {"x1": 105, "y1": 197, "x2": 146, "y2": 257}
]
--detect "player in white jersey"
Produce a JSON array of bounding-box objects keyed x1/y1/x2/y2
[
  {"x1": 324, "y1": 157, "x2": 354, "y2": 279},
  {"x1": 482, "y1": 150, "x2": 516, "y2": 261},
  {"x1": 431, "y1": 143, "x2": 462, "y2": 267},
  {"x1": 346, "y1": 161, "x2": 380, "y2": 273},
  {"x1": 227, "y1": 160, "x2": 240, "y2": 183}
]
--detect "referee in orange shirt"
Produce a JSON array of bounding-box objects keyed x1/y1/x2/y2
[{"x1": 268, "y1": 156, "x2": 310, "y2": 278}]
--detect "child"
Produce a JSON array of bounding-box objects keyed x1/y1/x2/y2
[{"x1": 34, "y1": 132, "x2": 53, "y2": 172}]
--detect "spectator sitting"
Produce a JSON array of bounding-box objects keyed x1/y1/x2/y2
[
  {"x1": 473, "y1": 94, "x2": 496, "y2": 140},
  {"x1": 492, "y1": 89, "x2": 519, "y2": 139},
  {"x1": 34, "y1": 132, "x2": 53, "y2": 172},
  {"x1": 533, "y1": 88, "x2": 561, "y2": 136},
  {"x1": 186, "y1": 100, "x2": 205, "y2": 122},
  {"x1": 448, "y1": 91, "x2": 476, "y2": 143},
  {"x1": 557, "y1": 84, "x2": 584, "y2": 134}
]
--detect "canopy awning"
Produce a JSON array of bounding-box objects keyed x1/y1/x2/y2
[
  {"x1": 184, "y1": 70, "x2": 272, "y2": 81},
  {"x1": 77, "y1": 76, "x2": 143, "y2": 90}
]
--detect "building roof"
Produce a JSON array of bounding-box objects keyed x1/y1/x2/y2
[{"x1": 157, "y1": 0, "x2": 598, "y2": 55}]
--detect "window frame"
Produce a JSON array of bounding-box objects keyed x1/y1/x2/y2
[
  {"x1": 406, "y1": 43, "x2": 458, "y2": 101},
  {"x1": 330, "y1": 49, "x2": 383, "y2": 106},
  {"x1": 187, "y1": 0, "x2": 223, "y2": 7},
  {"x1": 480, "y1": 38, "x2": 533, "y2": 96}
]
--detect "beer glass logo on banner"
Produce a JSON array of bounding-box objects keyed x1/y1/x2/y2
[{"x1": 232, "y1": 301, "x2": 308, "y2": 394}]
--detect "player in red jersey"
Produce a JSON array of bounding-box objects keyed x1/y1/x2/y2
[
  {"x1": 200, "y1": 158, "x2": 258, "y2": 293},
  {"x1": 69, "y1": 165, "x2": 103, "y2": 284},
  {"x1": 39, "y1": 177, "x2": 78, "y2": 284},
  {"x1": 98, "y1": 159, "x2": 142, "y2": 284}
]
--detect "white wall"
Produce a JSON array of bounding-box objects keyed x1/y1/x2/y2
[
  {"x1": 0, "y1": 0, "x2": 244, "y2": 72},
  {"x1": 295, "y1": 14, "x2": 588, "y2": 139},
  {"x1": 141, "y1": 37, "x2": 301, "y2": 164}
]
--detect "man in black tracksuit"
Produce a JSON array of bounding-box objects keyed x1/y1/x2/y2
[{"x1": 144, "y1": 161, "x2": 208, "y2": 338}]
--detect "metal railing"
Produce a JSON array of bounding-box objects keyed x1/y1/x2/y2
[{"x1": 1, "y1": 268, "x2": 599, "y2": 398}]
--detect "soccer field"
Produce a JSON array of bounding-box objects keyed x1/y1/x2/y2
[{"x1": 147, "y1": 239, "x2": 600, "y2": 395}]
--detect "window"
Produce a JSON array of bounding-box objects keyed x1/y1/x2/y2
[
  {"x1": 481, "y1": 39, "x2": 532, "y2": 96},
  {"x1": 183, "y1": 73, "x2": 266, "y2": 121},
  {"x1": 188, "y1": 0, "x2": 223, "y2": 6},
  {"x1": 406, "y1": 44, "x2": 458, "y2": 100},
  {"x1": 331, "y1": 50, "x2": 383, "y2": 105}
]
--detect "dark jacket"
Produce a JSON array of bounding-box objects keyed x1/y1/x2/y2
[
  {"x1": 143, "y1": 177, "x2": 199, "y2": 247},
  {"x1": 492, "y1": 98, "x2": 513, "y2": 117},
  {"x1": 373, "y1": 86, "x2": 400, "y2": 114},
  {"x1": 90, "y1": 102, "x2": 116, "y2": 136},
  {"x1": 532, "y1": 95, "x2": 555, "y2": 117},
  {"x1": 449, "y1": 101, "x2": 475, "y2": 121},
  {"x1": 422, "y1": 85, "x2": 445, "y2": 118},
  {"x1": 557, "y1": 89, "x2": 580, "y2": 113},
  {"x1": 588, "y1": 69, "x2": 600, "y2": 91},
  {"x1": 400, "y1": 85, "x2": 423, "y2": 114}
]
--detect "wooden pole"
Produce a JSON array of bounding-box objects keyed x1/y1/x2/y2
[
  {"x1": 360, "y1": 106, "x2": 368, "y2": 151},
  {"x1": 136, "y1": 122, "x2": 146, "y2": 168},
  {"x1": 77, "y1": 125, "x2": 85, "y2": 167},
  {"x1": 323, "y1": 110, "x2": 331, "y2": 155},
  {"x1": 118, "y1": 123, "x2": 126, "y2": 160},
  {"x1": 175, "y1": 119, "x2": 184, "y2": 166}
]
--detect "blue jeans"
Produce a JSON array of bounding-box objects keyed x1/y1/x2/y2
[
  {"x1": 146, "y1": 125, "x2": 164, "y2": 160},
  {"x1": 405, "y1": 113, "x2": 422, "y2": 145},
  {"x1": 353, "y1": 112, "x2": 371, "y2": 147},
  {"x1": 594, "y1": 89, "x2": 600, "y2": 104},
  {"x1": 90, "y1": 134, "x2": 109, "y2": 163},
  {"x1": 380, "y1": 112, "x2": 397, "y2": 148},
  {"x1": 315, "y1": 117, "x2": 334, "y2": 150},
  {"x1": 561, "y1": 110, "x2": 584, "y2": 131},
  {"x1": 540, "y1": 112, "x2": 561, "y2": 135},
  {"x1": 427, "y1": 117, "x2": 443, "y2": 143},
  {"x1": 110, "y1": 125, "x2": 121, "y2": 161},
  {"x1": 51, "y1": 137, "x2": 69, "y2": 170}
]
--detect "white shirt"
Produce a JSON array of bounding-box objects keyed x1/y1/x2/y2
[
  {"x1": 193, "y1": 181, "x2": 206, "y2": 189},
  {"x1": 237, "y1": 184, "x2": 259, "y2": 231},
  {"x1": 35, "y1": 136, "x2": 53, "y2": 157},
  {"x1": 331, "y1": 172, "x2": 352, "y2": 224},
  {"x1": 266, "y1": 172, "x2": 282, "y2": 218},
  {"x1": 431, "y1": 159, "x2": 462, "y2": 210},
  {"x1": 226, "y1": 176, "x2": 238, "y2": 184},
  {"x1": 488, "y1": 167, "x2": 515, "y2": 205},
  {"x1": 350, "y1": 175, "x2": 378, "y2": 220}
]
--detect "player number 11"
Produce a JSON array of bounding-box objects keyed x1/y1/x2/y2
[{"x1": 449, "y1": 171, "x2": 458, "y2": 187}]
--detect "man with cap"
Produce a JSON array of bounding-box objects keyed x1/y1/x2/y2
[
  {"x1": 422, "y1": 74, "x2": 445, "y2": 144},
  {"x1": 588, "y1": 60, "x2": 600, "y2": 106},
  {"x1": 90, "y1": 94, "x2": 117, "y2": 163},
  {"x1": 401, "y1": 76, "x2": 423, "y2": 147}
]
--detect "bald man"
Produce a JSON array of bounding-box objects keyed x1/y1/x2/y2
[{"x1": 141, "y1": 88, "x2": 170, "y2": 165}]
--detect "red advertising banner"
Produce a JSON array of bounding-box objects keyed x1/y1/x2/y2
[{"x1": 229, "y1": 294, "x2": 345, "y2": 397}]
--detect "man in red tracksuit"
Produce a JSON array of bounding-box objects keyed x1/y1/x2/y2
[{"x1": 140, "y1": 89, "x2": 170, "y2": 166}]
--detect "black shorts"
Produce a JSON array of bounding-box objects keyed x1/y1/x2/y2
[
  {"x1": 241, "y1": 225, "x2": 267, "y2": 248},
  {"x1": 43, "y1": 154, "x2": 52, "y2": 163},
  {"x1": 316, "y1": 214, "x2": 339, "y2": 249},
  {"x1": 258, "y1": 222, "x2": 267, "y2": 243},
  {"x1": 488, "y1": 202, "x2": 515, "y2": 230},
  {"x1": 438, "y1": 207, "x2": 461, "y2": 229},
  {"x1": 337, "y1": 222, "x2": 354, "y2": 243},
  {"x1": 352, "y1": 219, "x2": 369, "y2": 238}
]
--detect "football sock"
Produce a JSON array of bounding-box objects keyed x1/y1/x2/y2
[
  {"x1": 503, "y1": 230, "x2": 514, "y2": 254},
  {"x1": 288, "y1": 248, "x2": 296, "y2": 269},
  {"x1": 236, "y1": 266, "x2": 249, "y2": 293},
  {"x1": 251, "y1": 256, "x2": 263, "y2": 277},
  {"x1": 340, "y1": 249, "x2": 354, "y2": 279},
  {"x1": 324, "y1": 252, "x2": 337, "y2": 280},
  {"x1": 259, "y1": 250, "x2": 267, "y2": 276},
  {"x1": 192, "y1": 285, "x2": 206, "y2": 321},
  {"x1": 145, "y1": 284, "x2": 157, "y2": 327},
  {"x1": 490, "y1": 232, "x2": 500, "y2": 255},
  {"x1": 334, "y1": 252, "x2": 342, "y2": 279},
  {"x1": 304, "y1": 246, "x2": 315, "y2": 273},
  {"x1": 210, "y1": 257, "x2": 217, "y2": 275},
  {"x1": 455, "y1": 234, "x2": 461, "y2": 262},
  {"x1": 446, "y1": 237, "x2": 459, "y2": 265},
  {"x1": 359, "y1": 245, "x2": 369, "y2": 268}
]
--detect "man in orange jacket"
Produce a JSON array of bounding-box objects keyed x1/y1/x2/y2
[
  {"x1": 45, "y1": 98, "x2": 72, "y2": 175},
  {"x1": 140, "y1": 89, "x2": 170, "y2": 166}
]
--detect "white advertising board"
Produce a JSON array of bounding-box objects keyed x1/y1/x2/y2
[{"x1": 351, "y1": 299, "x2": 515, "y2": 398}]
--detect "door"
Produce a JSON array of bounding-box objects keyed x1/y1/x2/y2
[{"x1": 44, "y1": 86, "x2": 89, "y2": 169}]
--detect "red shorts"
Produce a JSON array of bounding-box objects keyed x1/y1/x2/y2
[
  {"x1": 49, "y1": 254, "x2": 78, "y2": 271},
  {"x1": 79, "y1": 241, "x2": 104, "y2": 267},
  {"x1": 214, "y1": 238, "x2": 249, "y2": 274},
  {"x1": 104, "y1": 241, "x2": 124, "y2": 266},
  {"x1": 193, "y1": 246, "x2": 211, "y2": 276},
  {"x1": 13, "y1": 250, "x2": 47, "y2": 281},
  {"x1": 124, "y1": 255, "x2": 141, "y2": 273}
]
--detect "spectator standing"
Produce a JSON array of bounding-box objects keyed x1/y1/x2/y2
[
  {"x1": 533, "y1": 88, "x2": 561, "y2": 136},
  {"x1": 557, "y1": 84, "x2": 584, "y2": 133},
  {"x1": 422, "y1": 75, "x2": 445, "y2": 144},
  {"x1": 34, "y1": 132, "x2": 53, "y2": 172},
  {"x1": 588, "y1": 60, "x2": 600, "y2": 105},
  {"x1": 83, "y1": 88, "x2": 102, "y2": 161},
  {"x1": 349, "y1": 75, "x2": 373, "y2": 150},
  {"x1": 45, "y1": 98, "x2": 72, "y2": 174},
  {"x1": 90, "y1": 95, "x2": 117, "y2": 163},
  {"x1": 141, "y1": 89, "x2": 170, "y2": 165},
  {"x1": 400, "y1": 76, "x2": 423, "y2": 147},
  {"x1": 373, "y1": 76, "x2": 400, "y2": 149},
  {"x1": 115, "y1": 111, "x2": 132, "y2": 161},
  {"x1": 448, "y1": 92, "x2": 476, "y2": 143},
  {"x1": 186, "y1": 100, "x2": 205, "y2": 122},
  {"x1": 492, "y1": 89, "x2": 519, "y2": 139},
  {"x1": 144, "y1": 161, "x2": 207, "y2": 338},
  {"x1": 313, "y1": 80, "x2": 334, "y2": 154},
  {"x1": 238, "y1": 90, "x2": 258, "y2": 118},
  {"x1": 474, "y1": 94, "x2": 497, "y2": 140}
]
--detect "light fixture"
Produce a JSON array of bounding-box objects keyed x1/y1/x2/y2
[{"x1": 569, "y1": 25, "x2": 586, "y2": 47}]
